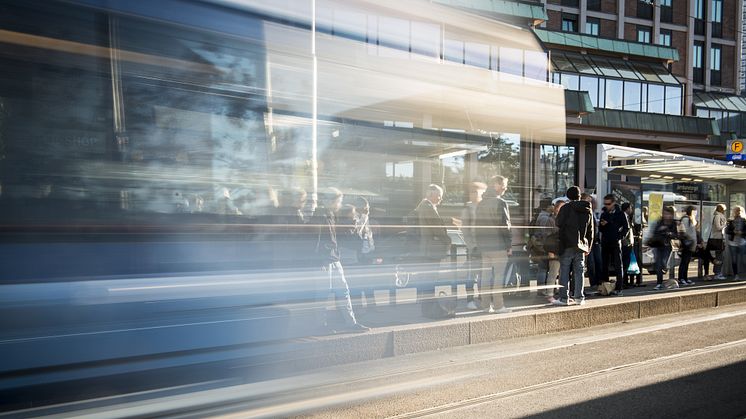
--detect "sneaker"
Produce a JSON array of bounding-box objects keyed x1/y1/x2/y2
[
  {"x1": 466, "y1": 301, "x2": 479, "y2": 310},
  {"x1": 678, "y1": 280, "x2": 686, "y2": 287},
  {"x1": 686, "y1": 279, "x2": 695, "y2": 285},
  {"x1": 714, "y1": 274, "x2": 726, "y2": 280},
  {"x1": 576, "y1": 299, "x2": 586, "y2": 306},
  {"x1": 551, "y1": 299, "x2": 569, "y2": 306},
  {"x1": 609, "y1": 290, "x2": 623, "y2": 296},
  {"x1": 654, "y1": 284, "x2": 664, "y2": 290},
  {"x1": 494, "y1": 306, "x2": 512, "y2": 314},
  {"x1": 486, "y1": 305, "x2": 495, "y2": 314}
]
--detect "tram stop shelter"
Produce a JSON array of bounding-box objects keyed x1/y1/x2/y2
[{"x1": 596, "y1": 143, "x2": 746, "y2": 209}]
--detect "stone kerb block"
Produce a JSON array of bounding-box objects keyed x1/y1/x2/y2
[
  {"x1": 717, "y1": 286, "x2": 746, "y2": 306},
  {"x1": 535, "y1": 308, "x2": 592, "y2": 334},
  {"x1": 588, "y1": 301, "x2": 639, "y2": 324},
  {"x1": 681, "y1": 292, "x2": 717, "y2": 312},
  {"x1": 392, "y1": 323, "x2": 469, "y2": 356},
  {"x1": 469, "y1": 314, "x2": 537, "y2": 344},
  {"x1": 640, "y1": 296, "x2": 680, "y2": 317}
]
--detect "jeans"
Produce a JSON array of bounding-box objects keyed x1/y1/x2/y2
[
  {"x1": 586, "y1": 243, "x2": 603, "y2": 286},
  {"x1": 558, "y1": 248, "x2": 586, "y2": 302},
  {"x1": 466, "y1": 249, "x2": 481, "y2": 303},
  {"x1": 730, "y1": 245, "x2": 744, "y2": 277},
  {"x1": 480, "y1": 250, "x2": 508, "y2": 310},
  {"x1": 325, "y1": 261, "x2": 357, "y2": 326},
  {"x1": 622, "y1": 245, "x2": 632, "y2": 285},
  {"x1": 601, "y1": 240, "x2": 624, "y2": 291},
  {"x1": 678, "y1": 247, "x2": 693, "y2": 282},
  {"x1": 653, "y1": 246, "x2": 671, "y2": 285}
]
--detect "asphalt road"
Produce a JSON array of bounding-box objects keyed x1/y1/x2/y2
[{"x1": 271, "y1": 303, "x2": 746, "y2": 419}]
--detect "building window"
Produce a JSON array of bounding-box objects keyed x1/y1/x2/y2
[
  {"x1": 658, "y1": 29, "x2": 671, "y2": 46},
  {"x1": 605, "y1": 79, "x2": 623, "y2": 110},
  {"x1": 585, "y1": 18, "x2": 600, "y2": 36},
  {"x1": 561, "y1": 14, "x2": 578, "y2": 32},
  {"x1": 711, "y1": 45, "x2": 722, "y2": 86},
  {"x1": 712, "y1": 0, "x2": 723, "y2": 37},
  {"x1": 694, "y1": 0, "x2": 705, "y2": 35},
  {"x1": 648, "y1": 84, "x2": 665, "y2": 114},
  {"x1": 624, "y1": 81, "x2": 642, "y2": 111},
  {"x1": 693, "y1": 42, "x2": 704, "y2": 84},
  {"x1": 665, "y1": 86, "x2": 682, "y2": 115},
  {"x1": 561, "y1": 0, "x2": 579, "y2": 7},
  {"x1": 637, "y1": 26, "x2": 651, "y2": 43},
  {"x1": 637, "y1": 0, "x2": 653, "y2": 19},
  {"x1": 580, "y1": 76, "x2": 600, "y2": 107},
  {"x1": 660, "y1": 0, "x2": 673, "y2": 23},
  {"x1": 587, "y1": 0, "x2": 602, "y2": 11}
]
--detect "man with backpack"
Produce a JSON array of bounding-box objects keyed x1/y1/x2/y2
[{"x1": 554, "y1": 186, "x2": 594, "y2": 305}]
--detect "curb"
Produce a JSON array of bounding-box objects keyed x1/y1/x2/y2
[{"x1": 299, "y1": 284, "x2": 746, "y2": 369}]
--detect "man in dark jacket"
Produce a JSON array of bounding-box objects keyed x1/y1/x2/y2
[
  {"x1": 414, "y1": 184, "x2": 451, "y2": 262},
  {"x1": 475, "y1": 175, "x2": 512, "y2": 314},
  {"x1": 312, "y1": 187, "x2": 368, "y2": 333},
  {"x1": 554, "y1": 186, "x2": 594, "y2": 305},
  {"x1": 599, "y1": 193, "x2": 629, "y2": 295}
]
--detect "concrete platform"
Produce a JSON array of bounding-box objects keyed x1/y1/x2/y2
[{"x1": 294, "y1": 281, "x2": 746, "y2": 371}]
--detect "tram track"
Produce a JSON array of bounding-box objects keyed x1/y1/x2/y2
[{"x1": 387, "y1": 337, "x2": 746, "y2": 418}]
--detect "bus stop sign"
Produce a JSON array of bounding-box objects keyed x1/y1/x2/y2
[{"x1": 727, "y1": 140, "x2": 745, "y2": 161}]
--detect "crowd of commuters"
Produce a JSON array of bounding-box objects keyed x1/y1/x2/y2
[{"x1": 254, "y1": 181, "x2": 746, "y2": 332}]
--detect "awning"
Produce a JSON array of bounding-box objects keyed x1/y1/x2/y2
[
  {"x1": 580, "y1": 109, "x2": 718, "y2": 136},
  {"x1": 433, "y1": 0, "x2": 548, "y2": 22},
  {"x1": 551, "y1": 51, "x2": 680, "y2": 84},
  {"x1": 535, "y1": 29, "x2": 679, "y2": 62},
  {"x1": 693, "y1": 91, "x2": 746, "y2": 112},
  {"x1": 602, "y1": 144, "x2": 746, "y2": 182}
]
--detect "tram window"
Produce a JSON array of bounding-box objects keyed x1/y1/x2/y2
[{"x1": 410, "y1": 21, "x2": 440, "y2": 58}]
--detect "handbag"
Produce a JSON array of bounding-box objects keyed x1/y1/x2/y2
[
  {"x1": 706, "y1": 238, "x2": 724, "y2": 251},
  {"x1": 544, "y1": 231, "x2": 560, "y2": 255},
  {"x1": 627, "y1": 250, "x2": 641, "y2": 275}
]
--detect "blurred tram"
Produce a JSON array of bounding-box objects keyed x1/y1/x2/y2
[{"x1": 0, "y1": 0, "x2": 565, "y2": 409}]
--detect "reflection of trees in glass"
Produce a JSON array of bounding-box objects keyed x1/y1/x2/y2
[
  {"x1": 539, "y1": 145, "x2": 575, "y2": 198},
  {"x1": 477, "y1": 135, "x2": 520, "y2": 186},
  {"x1": 440, "y1": 156, "x2": 464, "y2": 203}
]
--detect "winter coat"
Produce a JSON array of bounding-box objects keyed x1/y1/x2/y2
[
  {"x1": 475, "y1": 188, "x2": 512, "y2": 252},
  {"x1": 415, "y1": 199, "x2": 451, "y2": 260},
  {"x1": 710, "y1": 211, "x2": 727, "y2": 240},
  {"x1": 312, "y1": 206, "x2": 340, "y2": 265},
  {"x1": 679, "y1": 215, "x2": 697, "y2": 252},
  {"x1": 556, "y1": 199, "x2": 594, "y2": 253},
  {"x1": 460, "y1": 202, "x2": 478, "y2": 250},
  {"x1": 600, "y1": 204, "x2": 629, "y2": 244}
]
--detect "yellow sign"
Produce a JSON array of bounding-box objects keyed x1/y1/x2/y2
[
  {"x1": 648, "y1": 193, "x2": 663, "y2": 224},
  {"x1": 732, "y1": 140, "x2": 744, "y2": 153}
]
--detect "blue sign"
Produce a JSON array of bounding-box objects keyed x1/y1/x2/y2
[{"x1": 726, "y1": 140, "x2": 745, "y2": 161}]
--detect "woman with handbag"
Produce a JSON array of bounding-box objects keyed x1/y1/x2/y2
[
  {"x1": 648, "y1": 206, "x2": 677, "y2": 290},
  {"x1": 710, "y1": 204, "x2": 728, "y2": 280},
  {"x1": 677, "y1": 206, "x2": 698, "y2": 286}
]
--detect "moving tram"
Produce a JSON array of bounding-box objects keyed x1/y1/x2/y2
[{"x1": 0, "y1": 0, "x2": 565, "y2": 408}]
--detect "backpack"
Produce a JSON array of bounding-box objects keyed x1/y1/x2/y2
[{"x1": 421, "y1": 289, "x2": 457, "y2": 319}]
